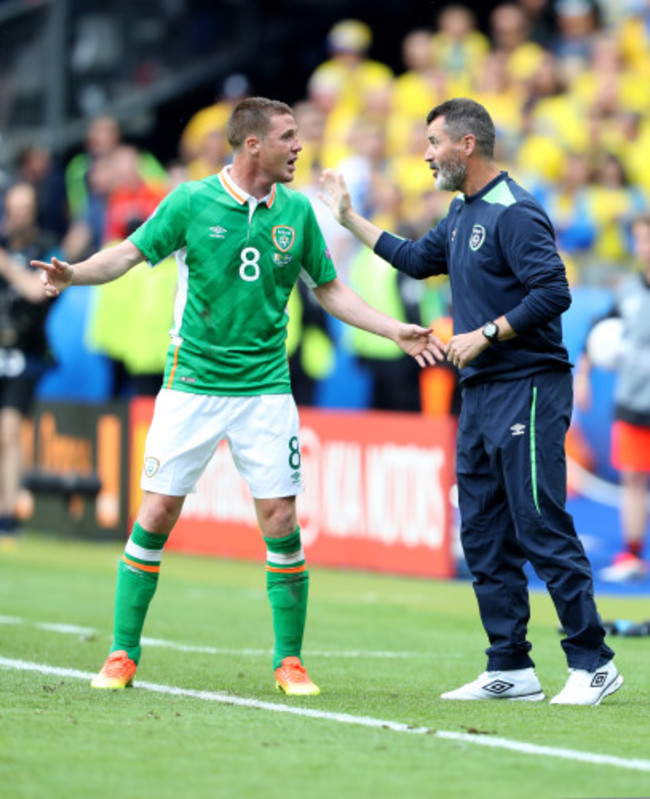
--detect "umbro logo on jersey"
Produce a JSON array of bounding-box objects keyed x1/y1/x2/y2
[
  {"x1": 469, "y1": 224, "x2": 486, "y2": 251},
  {"x1": 209, "y1": 225, "x2": 227, "y2": 239},
  {"x1": 510, "y1": 423, "x2": 526, "y2": 436}
]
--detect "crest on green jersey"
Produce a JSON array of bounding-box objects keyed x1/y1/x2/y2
[{"x1": 272, "y1": 225, "x2": 296, "y2": 252}]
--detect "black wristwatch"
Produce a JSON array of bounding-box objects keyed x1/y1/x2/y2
[{"x1": 482, "y1": 321, "x2": 499, "y2": 345}]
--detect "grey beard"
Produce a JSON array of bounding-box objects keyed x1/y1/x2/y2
[{"x1": 434, "y1": 160, "x2": 466, "y2": 192}]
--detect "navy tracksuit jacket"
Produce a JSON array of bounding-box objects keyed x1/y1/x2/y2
[{"x1": 375, "y1": 171, "x2": 613, "y2": 671}]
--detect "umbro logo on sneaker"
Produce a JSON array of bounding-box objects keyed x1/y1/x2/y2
[
  {"x1": 550, "y1": 660, "x2": 623, "y2": 705},
  {"x1": 483, "y1": 679, "x2": 515, "y2": 694},
  {"x1": 440, "y1": 668, "x2": 546, "y2": 701},
  {"x1": 590, "y1": 671, "x2": 607, "y2": 688},
  {"x1": 209, "y1": 225, "x2": 227, "y2": 239},
  {"x1": 510, "y1": 423, "x2": 526, "y2": 436}
]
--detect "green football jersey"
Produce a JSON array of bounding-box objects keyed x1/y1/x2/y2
[{"x1": 129, "y1": 168, "x2": 337, "y2": 395}]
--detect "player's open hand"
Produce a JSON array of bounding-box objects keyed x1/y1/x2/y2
[
  {"x1": 319, "y1": 170, "x2": 352, "y2": 224},
  {"x1": 395, "y1": 324, "x2": 446, "y2": 368},
  {"x1": 31, "y1": 256, "x2": 73, "y2": 297}
]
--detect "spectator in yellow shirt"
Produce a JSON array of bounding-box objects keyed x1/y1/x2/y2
[
  {"x1": 617, "y1": 0, "x2": 650, "y2": 74},
  {"x1": 179, "y1": 73, "x2": 250, "y2": 163},
  {"x1": 430, "y1": 5, "x2": 489, "y2": 94},
  {"x1": 389, "y1": 29, "x2": 457, "y2": 156},
  {"x1": 570, "y1": 32, "x2": 648, "y2": 118},
  {"x1": 307, "y1": 19, "x2": 393, "y2": 118},
  {"x1": 488, "y1": 3, "x2": 546, "y2": 84},
  {"x1": 587, "y1": 153, "x2": 647, "y2": 266}
]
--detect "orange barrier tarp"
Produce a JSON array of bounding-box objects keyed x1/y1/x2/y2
[{"x1": 129, "y1": 401, "x2": 456, "y2": 578}]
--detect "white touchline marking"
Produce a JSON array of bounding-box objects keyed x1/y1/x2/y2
[
  {"x1": 141, "y1": 636, "x2": 429, "y2": 659},
  {"x1": 0, "y1": 616, "x2": 433, "y2": 659},
  {"x1": 1, "y1": 655, "x2": 648, "y2": 774},
  {"x1": 37, "y1": 622, "x2": 97, "y2": 636}
]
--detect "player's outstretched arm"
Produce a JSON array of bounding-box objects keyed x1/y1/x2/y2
[
  {"x1": 319, "y1": 170, "x2": 384, "y2": 250},
  {"x1": 313, "y1": 277, "x2": 445, "y2": 367},
  {"x1": 32, "y1": 240, "x2": 144, "y2": 298}
]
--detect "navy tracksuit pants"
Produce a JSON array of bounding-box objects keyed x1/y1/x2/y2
[{"x1": 456, "y1": 369, "x2": 613, "y2": 672}]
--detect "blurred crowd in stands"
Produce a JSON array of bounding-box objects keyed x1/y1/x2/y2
[
  {"x1": 1, "y1": 0, "x2": 650, "y2": 411},
  {"x1": 0, "y1": 0, "x2": 649, "y2": 574}
]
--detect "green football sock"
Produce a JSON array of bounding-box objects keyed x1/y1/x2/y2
[
  {"x1": 110, "y1": 522, "x2": 169, "y2": 664},
  {"x1": 264, "y1": 527, "x2": 309, "y2": 670}
]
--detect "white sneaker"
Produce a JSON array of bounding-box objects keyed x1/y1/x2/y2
[
  {"x1": 550, "y1": 660, "x2": 623, "y2": 706},
  {"x1": 440, "y1": 668, "x2": 545, "y2": 701},
  {"x1": 599, "y1": 553, "x2": 645, "y2": 583}
]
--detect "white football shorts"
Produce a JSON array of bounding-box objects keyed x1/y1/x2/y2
[{"x1": 141, "y1": 389, "x2": 303, "y2": 498}]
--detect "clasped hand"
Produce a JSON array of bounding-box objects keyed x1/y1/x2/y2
[{"x1": 445, "y1": 329, "x2": 490, "y2": 369}]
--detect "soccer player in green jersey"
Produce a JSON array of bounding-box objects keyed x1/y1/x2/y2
[{"x1": 34, "y1": 97, "x2": 442, "y2": 696}]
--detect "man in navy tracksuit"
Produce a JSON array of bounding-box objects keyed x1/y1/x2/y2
[{"x1": 320, "y1": 98, "x2": 622, "y2": 705}]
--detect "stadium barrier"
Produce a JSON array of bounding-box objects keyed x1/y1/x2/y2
[
  {"x1": 130, "y1": 399, "x2": 457, "y2": 578},
  {"x1": 18, "y1": 399, "x2": 457, "y2": 577},
  {"x1": 19, "y1": 401, "x2": 129, "y2": 538}
]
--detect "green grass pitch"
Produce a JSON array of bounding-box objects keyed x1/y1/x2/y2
[{"x1": 0, "y1": 534, "x2": 648, "y2": 798}]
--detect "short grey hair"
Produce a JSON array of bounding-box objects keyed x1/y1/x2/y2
[{"x1": 426, "y1": 98, "x2": 496, "y2": 159}]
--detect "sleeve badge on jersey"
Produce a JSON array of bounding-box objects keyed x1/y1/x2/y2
[{"x1": 143, "y1": 456, "x2": 160, "y2": 478}]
